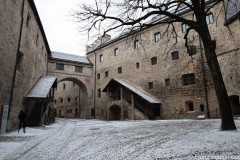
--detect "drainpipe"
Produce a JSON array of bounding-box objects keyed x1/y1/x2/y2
[
  {"x1": 199, "y1": 37, "x2": 210, "y2": 118},
  {"x1": 93, "y1": 52, "x2": 97, "y2": 119},
  {"x1": 78, "y1": 87, "x2": 80, "y2": 118},
  {"x1": 7, "y1": 0, "x2": 25, "y2": 131}
]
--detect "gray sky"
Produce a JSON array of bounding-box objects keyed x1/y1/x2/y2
[{"x1": 34, "y1": 0, "x2": 93, "y2": 56}]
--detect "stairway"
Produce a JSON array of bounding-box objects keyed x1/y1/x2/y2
[{"x1": 26, "y1": 103, "x2": 46, "y2": 126}]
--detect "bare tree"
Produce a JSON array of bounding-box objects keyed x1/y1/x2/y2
[{"x1": 74, "y1": 0, "x2": 237, "y2": 130}]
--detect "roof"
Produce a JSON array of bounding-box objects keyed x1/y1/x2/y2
[
  {"x1": 50, "y1": 51, "x2": 91, "y2": 64},
  {"x1": 103, "y1": 78, "x2": 160, "y2": 104},
  {"x1": 25, "y1": 76, "x2": 57, "y2": 99},
  {"x1": 28, "y1": 0, "x2": 51, "y2": 55},
  {"x1": 225, "y1": 0, "x2": 240, "y2": 25}
]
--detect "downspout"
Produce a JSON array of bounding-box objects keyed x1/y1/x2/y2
[
  {"x1": 199, "y1": 37, "x2": 210, "y2": 118},
  {"x1": 93, "y1": 52, "x2": 97, "y2": 119},
  {"x1": 78, "y1": 87, "x2": 80, "y2": 117},
  {"x1": 7, "y1": 0, "x2": 25, "y2": 130}
]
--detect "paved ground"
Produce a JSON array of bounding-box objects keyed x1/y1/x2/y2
[{"x1": 0, "y1": 118, "x2": 240, "y2": 160}]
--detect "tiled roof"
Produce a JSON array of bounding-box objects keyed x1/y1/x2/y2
[
  {"x1": 51, "y1": 51, "x2": 91, "y2": 64},
  {"x1": 25, "y1": 76, "x2": 57, "y2": 99}
]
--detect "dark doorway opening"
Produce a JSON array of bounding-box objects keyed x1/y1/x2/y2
[{"x1": 109, "y1": 105, "x2": 121, "y2": 120}]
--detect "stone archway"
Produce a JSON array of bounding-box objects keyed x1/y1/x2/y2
[
  {"x1": 54, "y1": 77, "x2": 88, "y2": 119},
  {"x1": 108, "y1": 105, "x2": 121, "y2": 120}
]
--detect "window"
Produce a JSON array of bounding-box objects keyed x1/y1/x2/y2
[
  {"x1": 134, "y1": 40, "x2": 140, "y2": 49},
  {"x1": 118, "y1": 67, "x2": 122, "y2": 74},
  {"x1": 17, "y1": 51, "x2": 24, "y2": 71},
  {"x1": 151, "y1": 57, "x2": 157, "y2": 65},
  {"x1": 148, "y1": 82, "x2": 153, "y2": 89},
  {"x1": 63, "y1": 84, "x2": 66, "y2": 89},
  {"x1": 172, "y1": 51, "x2": 179, "y2": 60},
  {"x1": 200, "y1": 104, "x2": 204, "y2": 112},
  {"x1": 105, "y1": 71, "x2": 109, "y2": 77},
  {"x1": 188, "y1": 102, "x2": 194, "y2": 111},
  {"x1": 75, "y1": 66, "x2": 83, "y2": 73},
  {"x1": 136, "y1": 62, "x2": 140, "y2": 69},
  {"x1": 187, "y1": 45, "x2": 197, "y2": 56},
  {"x1": 36, "y1": 33, "x2": 39, "y2": 46},
  {"x1": 182, "y1": 73, "x2": 195, "y2": 85},
  {"x1": 56, "y1": 63, "x2": 64, "y2": 70},
  {"x1": 154, "y1": 32, "x2": 161, "y2": 42},
  {"x1": 26, "y1": 12, "x2": 31, "y2": 27},
  {"x1": 114, "y1": 48, "x2": 119, "y2": 56},
  {"x1": 206, "y1": 13, "x2": 214, "y2": 24},
  {"x1": 60, "y1": 98, "x2": 63, "y2": 103},
  {"x1": 99, "y1": 54, "x2": 103, "y2": 62},
  {"x1": 97, "y1": 73, "x2": 100, "y2": 79},
  {"x1": 75, "y1": 96, "x2": 78, "y2": 101},
  {"x1": 182, "y1": 23, "x2": 189, "y2": 33},
  {"x1": 165, "y1": 78, "x2": 170, "y2": 87},
  {"x1": 68, "y1": 97, "x2": 71, "y2": 102},
  {"x1": 98, "y1": 88, "x2": 101, "y2": 98},
  {"x1": 185, "y1": 101, "x2": 194, "y2": 112}
]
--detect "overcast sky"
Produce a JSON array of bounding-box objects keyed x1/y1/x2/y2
[{"x1": 34, "y1": 0, "x2": 94, "y2": 56}]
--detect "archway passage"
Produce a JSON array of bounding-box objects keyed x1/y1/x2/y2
[
  {"x1": 109, "y1": 105, "x2": 121, "y2": 120},
  {"x1": 54, "y1": 77, "x2": 88, "y2": 119}
]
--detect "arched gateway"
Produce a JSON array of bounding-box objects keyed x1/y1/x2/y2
[
  {"x1": 108, "y1": 105, "x2": 121, "y2": 120},
  {"x1": 47, "y1": 52, "x2": 93, "y2": 119}
]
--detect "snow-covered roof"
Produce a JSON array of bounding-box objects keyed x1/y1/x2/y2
[
  {"x1": 51, "y1": 51, "x2": 91, "y2": 64},
  {"x1": 25, "y1": 76, "x2": 57, "y2": 99},
  {"x1": 225, "y1": 0, "x2": 240, "y2": 24},
  {"x1": 103, "y1": 78, "x2": 160, "y2": 104}
]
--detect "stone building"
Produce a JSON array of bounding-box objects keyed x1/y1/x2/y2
[
  {"x1": 0, "y1": 0, "x2": 56, "y2": 132},
  {"x1": 86, "y1": 1, "x2": 240, "y2": 120},
  {"x1": 48, "y1": 52, "x2": 93, "y2": 119}
]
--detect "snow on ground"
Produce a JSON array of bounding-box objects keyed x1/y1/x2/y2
[{"x1": 0, "y1": 118, "x2": 240, "y2": 160}]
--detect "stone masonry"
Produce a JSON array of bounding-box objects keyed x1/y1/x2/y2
[
  {"x1": 0, "y1": 0, "x2": 51, "y2": 131},
  {"x1": 47, "y1": 52, "x2": 93, "y2": 119}
]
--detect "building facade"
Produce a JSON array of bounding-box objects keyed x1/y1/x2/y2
[
  {"x1": 48, "y1": 52, "x2": 93, "y2": 119},
  {"x1": 86, "y1": 1, "x2": 240, "y2": 120},
  {"x1": 0, "y1": 0, "x2": 56, "y2": 132}
]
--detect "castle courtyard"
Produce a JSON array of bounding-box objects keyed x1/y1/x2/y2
[{"x1": 1, "y1": 118, "x2": 240, "y2": 160}]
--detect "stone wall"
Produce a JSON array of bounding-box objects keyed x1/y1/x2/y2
[
  {"x1": 0, "y1": 0, "x2": 22, "y2": 115},
  {"x1": 0, "y1": 0, "x2": 50, "y2": 130}
]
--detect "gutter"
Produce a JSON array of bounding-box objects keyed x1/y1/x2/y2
[
  {"x1": 7, "y1": 0, "x2": 26, "y2": 131},
  {"x1": 199, "y1": 37, "x2": 210, "y2": 118},
  {"x1": 93, "y1": 52, "x2": 97, "y2": 119}
]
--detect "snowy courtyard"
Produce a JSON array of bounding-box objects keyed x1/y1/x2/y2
[{"x1": 0, "y1": 118, "x2": 240, "y2": 160}]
